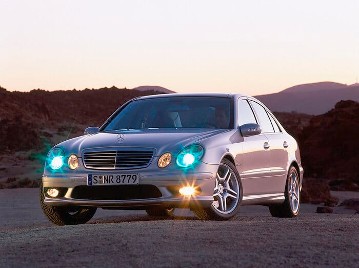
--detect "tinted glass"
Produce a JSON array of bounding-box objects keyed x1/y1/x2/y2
[
  {"x1": 238, "y1": 99, "x2": 257, "y2": 125},
  {"x1": 250, "y1": 101, "x2": 274, "y2": 133},
  {"x1": 103, "y1": 97, "x2": 233, "y2": 131}
]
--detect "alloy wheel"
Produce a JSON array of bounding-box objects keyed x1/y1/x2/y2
[
  {"x1": 288, "y1": 169, "x2": 300, "y2": 214},
  {"x1": 212, "y1": 163, "x2": 240, "y2": 214}
]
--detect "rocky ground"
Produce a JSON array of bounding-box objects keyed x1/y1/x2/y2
[{"x1": 0, "y1": 189, "x2": 358, "y2": 267}]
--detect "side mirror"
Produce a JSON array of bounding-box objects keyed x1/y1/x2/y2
[
  {"x1": 239, "y1": 123, "x2": 261, "y2": 137},
  {"x1": 84, "y1": 127, "x2": 99, "y2": 135}
]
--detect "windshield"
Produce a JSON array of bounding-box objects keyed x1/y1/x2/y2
[{"x1": 103, "y1": 96, "x2": 233, "y2": 131}]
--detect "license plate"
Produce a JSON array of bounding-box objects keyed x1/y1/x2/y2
[{"x1": 87, "y1": 174, "x2": 139, "y2": 186}]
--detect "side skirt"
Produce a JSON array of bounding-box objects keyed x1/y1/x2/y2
[{"x1": 241, "y1": 193, "x2": 285, "y2": 205}]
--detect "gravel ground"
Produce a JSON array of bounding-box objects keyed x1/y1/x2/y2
[{"x1": 0, "y1": 189, "x2": 358, "y2": 268}]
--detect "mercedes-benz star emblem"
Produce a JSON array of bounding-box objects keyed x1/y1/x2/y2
[{"x1": 117, "y1": 134, "x2": 125, "y2": 143}]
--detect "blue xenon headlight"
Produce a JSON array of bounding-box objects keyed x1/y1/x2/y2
[
  {"x1": 176, "y1": 144, "x2": 204, "y2": 168},
  {"x1": 47, "y1": 148, "x2": 65, "y2": 170}
]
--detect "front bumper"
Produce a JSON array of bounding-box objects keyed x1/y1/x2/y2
[
  {"x1": 42, "y1": 170, "x2": 216, "y2": 209},
  {"x1": 43, "y1": 196, "x2": 213, "y2": 209}
]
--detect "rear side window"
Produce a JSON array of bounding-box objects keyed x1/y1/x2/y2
[
  {"x1": 249, "y1": 101, "x2": 274, "y2": 133},
  {"x1": 237, "y1": 99, "x2": 257, "y2": 126},
  {"x1": 268, "y1": 113, "x2": 281, "y2": 133}
]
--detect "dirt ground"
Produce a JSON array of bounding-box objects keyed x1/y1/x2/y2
[{"x1": 0, "y1": 189, "x2": 358, "y2": 267}]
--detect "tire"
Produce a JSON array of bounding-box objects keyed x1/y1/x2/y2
[
  {"x1": 193, "y1": 159, "x2": 242, "y2": 220},
  {"x1": 146, "y1": 207, "x2": 174, "y2": 217},
  {"x1": 269, "y1": 166, "x2": 300, "y2": 218},
  {"x1": 40, "y1": 184, "x2": 97, "y2": 226}
]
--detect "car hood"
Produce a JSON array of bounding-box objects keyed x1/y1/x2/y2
[{"x1": 59, "y1": 129, "x2": 229, "y2": 156}]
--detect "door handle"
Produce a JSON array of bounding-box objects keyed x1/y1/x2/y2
[
  {"x1": 264, "y1": 142, "x2": 270, "y2": 150},
  {"x1": 283, "y1": 141, "x2": 288, "y2": 148}
]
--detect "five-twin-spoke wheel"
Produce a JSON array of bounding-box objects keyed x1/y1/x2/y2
[
  {"x1": 288, "y1": 168, "x2": 300, "y2": 214},
  {"x1": 193, "y1": 159, "x2": 242, "y2": 220},
  {"x1": 212, "y1": 162, "x2": 240, "y2": 214},
  {"x1": 269, "y1": 166, "x2": 300, "y2": 218}
]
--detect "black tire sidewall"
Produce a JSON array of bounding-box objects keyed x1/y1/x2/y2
[{"x1": 40, "y1": 183, "x2": 97, "y2": 225}]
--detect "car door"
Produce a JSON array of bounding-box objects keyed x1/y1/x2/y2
[
  {"x1": 235, "y1": 98, "x2": 271, "y2": 196},
  {"x1": 249, "y1": 100, "x2": 288, "y2": 194},
  {"x1": 266, "y1": 111, "x2": 288, "y2": 190}
]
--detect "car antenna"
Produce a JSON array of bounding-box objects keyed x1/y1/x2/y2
[{"x1": 64, "y1": 120, "x2": 76, "y2": 141}]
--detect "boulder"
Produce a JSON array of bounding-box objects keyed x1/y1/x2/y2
[{"x1": 316, "y1": 206, "x2": 334, "y2": 213}]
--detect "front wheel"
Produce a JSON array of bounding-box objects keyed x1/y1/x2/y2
[
  {"x1": 40, "y1": 185, "x2": 97, "y2": 226},
  {"x1": 269, "y1": 166, "x2": 300, "y2": 218},
  {"x1": 193, "y1": 159, "x2": 242, "y2": 220}
]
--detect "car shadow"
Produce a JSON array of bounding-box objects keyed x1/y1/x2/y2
[{"x1": 89, "y1": 215, "x2": 199, "y2": 224}]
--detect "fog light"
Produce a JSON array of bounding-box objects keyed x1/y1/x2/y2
[
  {"x1": 68, "y1": 154, "x2": 79, "y2": 170},
  {"x1": 179, "y1": 186, "x2": 196, "y2": 196},
  {"x1": 47, "y1": 188, "x2": 59, "y2": 198}
]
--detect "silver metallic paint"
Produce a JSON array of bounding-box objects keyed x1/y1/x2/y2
[{"x1": 42, "y1": 93, "x2": 303, "y2": 210}]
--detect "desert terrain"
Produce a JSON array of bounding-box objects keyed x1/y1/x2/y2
[{"x1": 0, "y1": 188, "x2": 358, "y2": 267}]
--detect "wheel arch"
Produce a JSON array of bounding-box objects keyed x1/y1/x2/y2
[{"x1": 221, "y1": 154, "x2": 236, "y2": 167}]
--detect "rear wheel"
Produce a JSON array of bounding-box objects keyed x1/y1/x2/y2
[
  {"x1": 146, "y1": 207, "x2": 174, "y2": 217},
  {"x1": 193, "y1": 159, "x2": 242, "y2": 220},
  {"x1": 40, "y1": 184, "x2": 97, "y2": 226},
  {"x1": 269, "y1": 166, "x2": 300, "y2": 218}
]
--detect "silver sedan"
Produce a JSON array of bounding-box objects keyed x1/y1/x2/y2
[{"x1": 40, "y1": 93, "x2": 303, "y2": 225}]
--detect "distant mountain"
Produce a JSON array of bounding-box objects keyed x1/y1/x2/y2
[
  {"x1": 256, "y1": 82, "x2": 359, "y2": 115},
  {"x1": 132, "y1": 86, "x2": 175, "y2": 94}
]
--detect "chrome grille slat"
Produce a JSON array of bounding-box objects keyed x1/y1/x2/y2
[{"x1": 83, "y1": 149, "x2": 154, "y2": 170}]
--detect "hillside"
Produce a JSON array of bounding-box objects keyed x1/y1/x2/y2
[
  {"x1": 0, "y1": 86, "x2": 165, "y2": 185},
  {"x1": 256, "y1": 82, "x2": 359, "y2": 115},
  {"x1": 299, "y1": 100, "x2": 359, "y2": 190},
  {"x1": 0, "y1": 87, "x2": 165, "y2": 152}
]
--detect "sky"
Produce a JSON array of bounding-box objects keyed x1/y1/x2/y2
[{"x1": 0, "y1": 0, "x2": 358, "y2": 95}]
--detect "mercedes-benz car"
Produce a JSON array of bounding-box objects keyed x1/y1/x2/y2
[{"x1": 40, "y1": 93, "x2": 303, "y2": 225}]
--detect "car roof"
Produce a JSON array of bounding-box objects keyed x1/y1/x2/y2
[{"x1": 135, "y1": 93, "x2": 247, "y2": 100}]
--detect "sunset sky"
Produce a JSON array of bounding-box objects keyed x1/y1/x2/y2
[{"x1": 1, "y1": 0, "x2": 358, "y2": 95}]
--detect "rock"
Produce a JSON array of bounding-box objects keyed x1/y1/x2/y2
[
  {"x1": 339, "y1": 199, "x2": 359, "y2": 212},
  {"x1": 329, "y1": 179, "x2": 359, "y2": 191},
  {"x1": 316, "y1": 206, "x2": 334, "y2": 214},
  {"x1": 301, "y1": 177, "x2": 332, "y2": 204},
  {"x1": 324, "y1": 196, "x2": 339, "y2": 207}
]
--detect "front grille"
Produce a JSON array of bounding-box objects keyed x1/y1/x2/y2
[
  {"x1": 71, "y1": 185, "x2": 162, "y2": 200},
  {"x1": 83, "y1": 150, "x2": 154, "y2": 169}
]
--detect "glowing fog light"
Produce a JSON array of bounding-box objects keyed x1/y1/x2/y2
[
  {"x1": 50, "y1": 156, "x2": 64, "y2": 170},
  {"x1": 179, "y1": 186, "x2": 196, "y2": 196},
  {"x1": 158, "y1": 153, "x2": 172, "y2": 168},
  {"x1": 47, "y1": 188, "x2": 59, "y2": 198},
  {"x1": 176, "y1": 144, "x2": 204, "y2": 168},
  {"x1": 68, "y1": 154, "x2": 79, "y2": 170}
]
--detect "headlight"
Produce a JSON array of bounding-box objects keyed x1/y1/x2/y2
[
  {"x1": 47, "y1": 148, "x2": 65, "y2": 170},
  {"x1": 68, "y1": 154, "x2": 79, "y2": 170},
  {"x1": 158, "y1": 153, "x2": 172, "y2": 168},
  {"x1": 176, "y1": 144, "x2": 204, "y2": 168}
]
